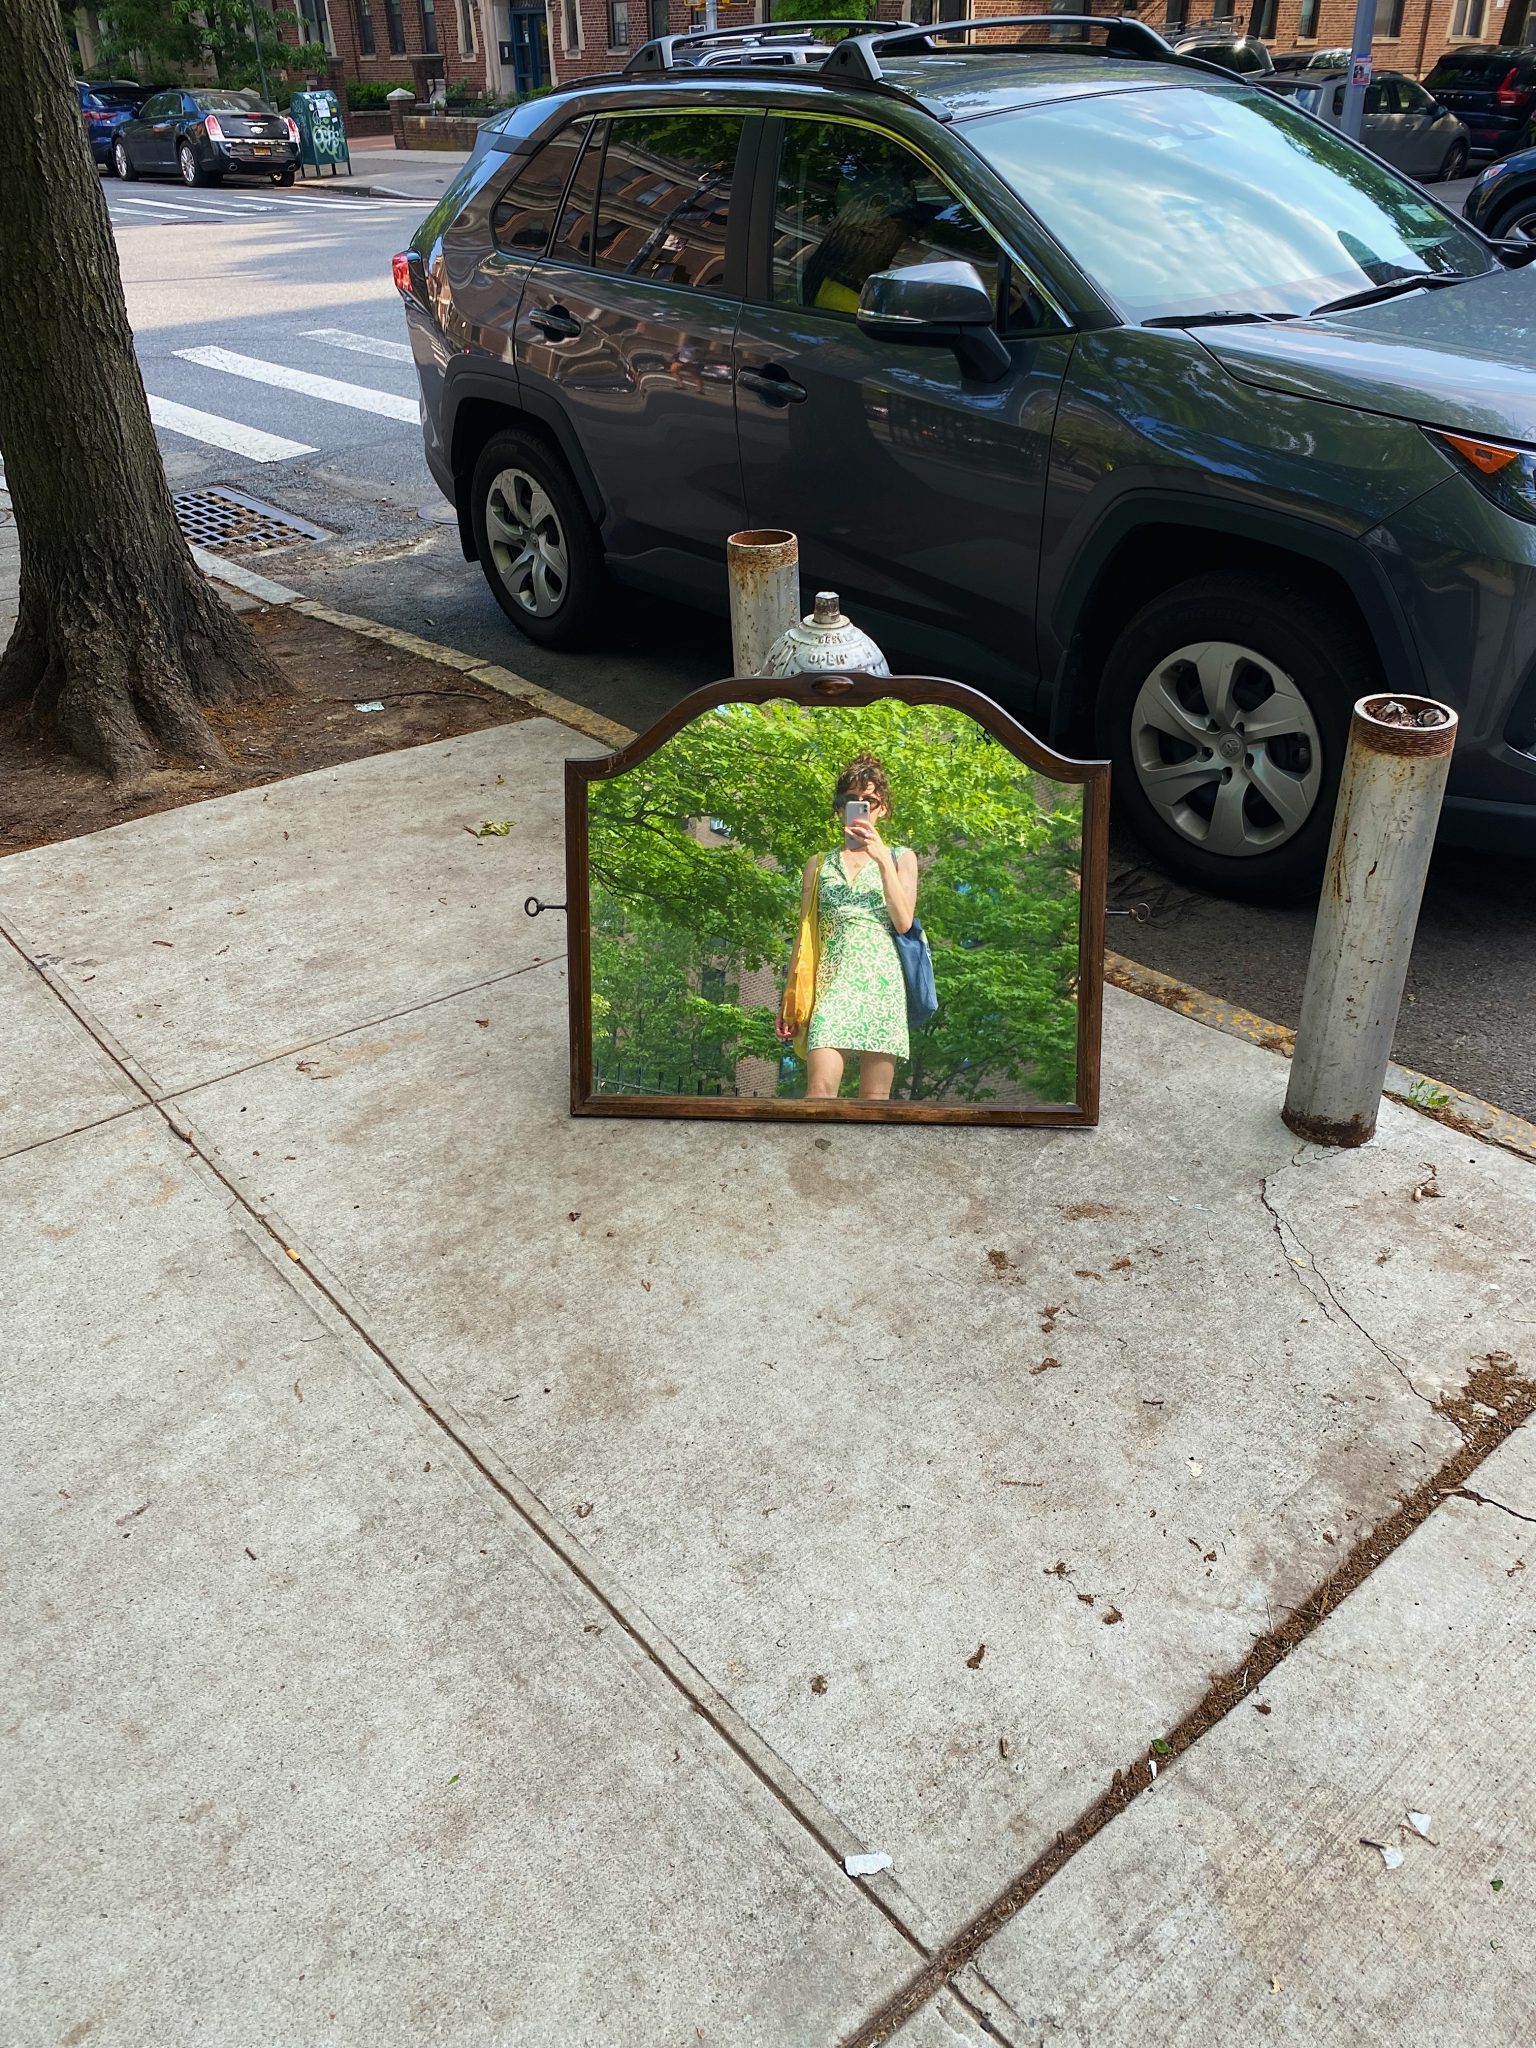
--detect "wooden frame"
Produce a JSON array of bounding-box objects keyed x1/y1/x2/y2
[{"x1": 565, "y1": 671, "x2": 1110, "y2": 1126}]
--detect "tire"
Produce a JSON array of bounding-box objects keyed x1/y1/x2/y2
[
  {"x1": 1437, "y1": 140, "x2": 1469, "y2": 182},
  {"x1": 469, "y1": 428, "x2": 606, "y2": 649},
  {"x1": 1489, "y1": 191, "x2": 1536, "y2": 243},
  {"x1": 178, "y1": 141, "x2": 208, "y2": 187},
  {"x1": 1097, "y1": 572, "x2": 1369, "y2": 903},
  {"x1": 273, "y1": 167, "x2": 296, "y2": 187},
  {"x1": 114, "y1": 138, "x2": 136, "y2": 181}
]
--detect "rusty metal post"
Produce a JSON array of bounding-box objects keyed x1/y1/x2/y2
[
  {"x1": 727, "y1": 528, "x2": 798, "y2": 676},
  {"x1": 1283, "y1": 694, "x2": 1457, "y2": 1148}
]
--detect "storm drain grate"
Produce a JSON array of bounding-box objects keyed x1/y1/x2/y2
[{"x1": 172, "y1": 487, "x2": 332, "y2": 554}]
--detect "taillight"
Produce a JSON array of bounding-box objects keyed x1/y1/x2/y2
[
  {"x1": 284, "y1": 115, "x2": 300, "y2": 147},
  {"x1": 204, "y1": 112, "x2": 225, "y2": 141},
  {"x1": 83, "y1": 108, "x2": 112, "y2": 125},
  {"x1": 1495, "y1": 68, "x2": 1523, "y2": 108},
  {"x1": 392, "y1": 251, "x2": 416, "y2": 298}
]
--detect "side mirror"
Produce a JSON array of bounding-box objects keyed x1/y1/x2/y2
[{"x1": 856, "y1": 260, "x2": 1012, "y2": 382}]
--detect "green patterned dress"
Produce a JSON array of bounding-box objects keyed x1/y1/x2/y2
[{"x1": 807, "y1": 847, "x2": 910, "y2": 1061}]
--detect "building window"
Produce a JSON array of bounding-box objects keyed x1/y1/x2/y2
[
  {"x1": 1449, "y1": 0, "x2": 1486, "y2": 32},
  {"x1": 1297, "y1": 0, "x2": 1318, "y2": 36},
  {"x1": 563, "y1": 0, "x2": 580, "y2": 49},
  {"x1": 383, "y1": 0, "x2": 407, "y2": 53},
  {"x1": 1250, "y1": 0, "x2": 1276, "y2": 35},
  {"x1": 1211, "y1": 0, "x2": 1234, "y2": 19},
  {"x1": 356, "y1": 0, "x2": 377, "y2": 53},
  {"x1": 458, "y1": 0, "x2": 475, "y2": 53},
  {"x1": 297, "y1": 0, "x2": 335, "y2": 51},
  {"x1": 1372, "y1": 0, "x2": 1404, "y2": 33},
  {"x1": 608, "y1": 0, "x2": 629, "y2": 45},
  {"x1": 421, "y1": 0, "x2": 439, "y2": 51},
  {"x1": 1164, "y1": 0, "x2": 1188, "y2": 26}
]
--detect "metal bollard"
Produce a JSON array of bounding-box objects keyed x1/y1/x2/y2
[
  {"x1": 1282, "y1": 693, "x2": 1457, "y2": 1148},
  {"x1": 727, "y1": 529, "x2": 799, "y2": 676}
]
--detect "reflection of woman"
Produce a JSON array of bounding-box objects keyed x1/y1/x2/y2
[{"x1": 778, "y1": 755, "x2": 919, "y2": 1102}]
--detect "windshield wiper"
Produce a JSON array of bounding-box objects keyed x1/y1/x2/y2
[
  {"x1": 1310, "y1": 273, "x2": 1465, "y2": 317},
  {"x1": 1142, "y1": 310, "x2": 1296, "y2": 328}
]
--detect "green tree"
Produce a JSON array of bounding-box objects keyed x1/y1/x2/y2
[
  {"x1": 93, "y1": 0, "x2": 325, "y2": 89},
  {"x1": 589, "y1": 700, "x2": 1084, "y2": 1106}
]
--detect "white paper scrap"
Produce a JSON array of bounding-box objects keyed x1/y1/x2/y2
[
  {"x1": 1407, "y1": 1811, "x2": 1433, "y2": 1839},
  {"x1": 844, "y1": 1852, "x2": 893, "y2": 1878},
  {"x1": 354, "y1": 700, "x2": 385, "y2": 712},
  {"x1": 1379, "y1": 1845, "x2": 1405, "y2": 1871}
]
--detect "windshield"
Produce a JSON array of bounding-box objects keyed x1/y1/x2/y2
[
  {"x1": 965, "y1": 84, "x2": 1494, "y2": 324},
  {"x1": 195, "y1": 90, "x2": 270, "y2": 111},
  {"x1": 1425, "y1": 54, "x2": 1514, "y2": 86},
  {"x1": 86, "y1": 86, "x2": 142, "y2": 108}
]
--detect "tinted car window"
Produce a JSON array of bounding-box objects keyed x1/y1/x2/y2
[
  {"x1": 84, "y1": 85, "x2": 143, "y2": 110},
  {"x1": 491, "y1": 121, "x2": 589, "y2": 255},
  {"x1": 591, "y1": 114, "x2": 743, "y2": 291},
  {"x1": 968, "y1": 84, "x2": 1493, "y2": 324},
  {"x1": 1426, "y1": 54, "x2": 1518, "y2": 87},
  {"x1": 548, "y1": 121, "x2": 607, "y2": 265},
  {"x1": 194, "y1": 90, "x2": 269, "y2": 111},
  {"x1": 771, "y1": 118, "x2": 1016, "y2": 321}
]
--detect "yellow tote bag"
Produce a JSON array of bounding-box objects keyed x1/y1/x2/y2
[{"x1": 785, "y1": 855, "x2": 823, "y2": 1061}]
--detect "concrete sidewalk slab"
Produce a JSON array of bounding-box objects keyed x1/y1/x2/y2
[
  {"x1": 962, "y1": 1479, "x2": 1536, "y2": 2044},
  {"x1": 0, "y1": 723, "x2": 592, "y2": 1097},
  {"x1": 165, "y1": 938, "x2": 1536, "y2": 1950},
  {"x1": 0, "y1": 937, "x2": 141, "y2": 1158},
  {"x1": 3, "y1": 1110, "x2": 921, "y2": 2047}
]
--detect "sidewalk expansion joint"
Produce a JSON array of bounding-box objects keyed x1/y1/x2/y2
[{"x1": 840, "y1": 1351, "x2": 1536, "y2": 2048}]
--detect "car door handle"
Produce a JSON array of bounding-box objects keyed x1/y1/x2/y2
[
  {"x1": 528, "y1": 307, "x2": 581, "y2": 342},
  {"x1": 738, "y1": 365, "x2": 807, "y2": 407}
]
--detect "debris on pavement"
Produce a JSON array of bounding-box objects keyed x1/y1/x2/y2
[
  {"x1": 1407, "y1": 1811, "x2": 1435, "y2": 1840},
  {"x1": 844, "y1": 1852, "x2": 893, "y2": 1878},
  {"x1": 1361, "y1": 1837, "x2": 1405, "y2": 1870},
  {"x1": 1412, "y1": 1165, "x2": 1441, "y2": 1201},
  {"x1": 810, "y1": 1675, "x2": 828, "y2": 1695},
  {"x1": 965, "y1": 1642, "x2": 986, "y2": 1669},
  {"x1": 354, "y1": 700, "x2": 384, "y2": 713},
  {"x1": 475, "y1": 819, "x2": 513, "y2": 837},
  {"x1": 1102, "y1": 1606, "x2": 1123, "y2": 1625}
]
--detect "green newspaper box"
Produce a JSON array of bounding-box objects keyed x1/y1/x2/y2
[{"x1": 289, "y1": 89, "x2": 350, "y2": 177}]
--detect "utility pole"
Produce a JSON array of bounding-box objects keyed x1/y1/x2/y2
[
  {"x1": 248, "y1": 0, "x2": 272, "y2": 102},
  {"x1": 1340, "y1": 0, "x2": 1374, "y2": 142}
]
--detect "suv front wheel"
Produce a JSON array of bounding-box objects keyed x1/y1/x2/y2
[
  {"x1": 469, "y1": 429, "x2": 604, "y2": 650},
  {"x1": 1098, "y1": 573, "x2": 1364, "y2": 901}
]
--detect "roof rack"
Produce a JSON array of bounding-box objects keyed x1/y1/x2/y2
[
  {"x1": 820, "y1": 15, "x2": 1175, "y2": 85},
  {"x1": 622, "y1": 20, "x2": 871, "y2": 75}
]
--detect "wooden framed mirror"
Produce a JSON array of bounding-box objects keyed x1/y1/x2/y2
[{"x1": 565, "y1": 674, "x2": 1109, "y2": 1126}]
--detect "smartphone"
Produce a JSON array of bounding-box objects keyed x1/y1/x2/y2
[{"x1": 843, "y1": 799, "x2": 871, "y2": 839}]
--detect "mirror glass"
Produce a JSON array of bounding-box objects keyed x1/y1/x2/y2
[{"x1": 580, "y1": 692, "x2": 1101, "y2": 1119}]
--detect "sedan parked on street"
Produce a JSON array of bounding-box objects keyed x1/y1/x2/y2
[
  {"x1": 113, "y1": 88, "x2": 300, "y2": 186},
  {"x1": 1264, "y1": 70, "x2": 1470, "y2": 181},
  {"x1": 76, "y1": 79, "x2": 149, "y2": 167}
]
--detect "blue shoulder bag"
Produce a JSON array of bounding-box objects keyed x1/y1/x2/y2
[{"x1": 894, "y1": 920, "x2": 938, "y2": 1030}]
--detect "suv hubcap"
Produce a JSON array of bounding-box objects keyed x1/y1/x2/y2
[
  {"x1": 1130, "y1": 639, "x2": 1322, "y2": 858},
  {"x1": 180, "y1": 147, "x2": 195, "y2": 182},
  {"x1": 485, "y1": 468, "x2": 568, "y2": 618},
  {"x1": 1504, "y1": 205, "x2": 1536, "y2": 245}
]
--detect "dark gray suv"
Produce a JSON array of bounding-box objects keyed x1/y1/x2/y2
[{"x1": 398, "y1": 16, "x2": 1536, "y2": 898}]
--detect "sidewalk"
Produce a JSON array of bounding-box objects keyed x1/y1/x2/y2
[
  {"x1": 4, "y1": 606, "x2": 1535, "y2": 2044},
  {"x1": 297, "y1": 139, "x2": 473, "y2": 203}
]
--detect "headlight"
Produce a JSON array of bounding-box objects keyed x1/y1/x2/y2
[{"x1": 1425, "y1": 427, "x2": 1536, "y2": 522}]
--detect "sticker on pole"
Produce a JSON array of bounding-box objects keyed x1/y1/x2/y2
[{"x1": 1351, "y1": 57, "x2": 1373, "y2": 86}]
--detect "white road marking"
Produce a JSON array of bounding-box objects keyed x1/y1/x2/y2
[
  {"x1": 111, "y1": 196, "x2": 195, "y2": 216},
  {"x1": 147, "y1": 395, "x2": 316, "y2": 462},
  {"x1": 190, "y1": 545, "x2": 301, "y2": 604},
  {"x1": 301, "y1": 326, "x2": 414, "y2": 363},
  {"x1": 174, "y1": 344, "x2": 420, "y2": 422}
]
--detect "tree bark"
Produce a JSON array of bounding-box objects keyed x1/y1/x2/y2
[{"x1": 0, "y1": 0, "x2": 287, "y2": 779}]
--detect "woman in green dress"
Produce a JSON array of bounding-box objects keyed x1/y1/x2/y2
[{"x1": 777, "y1": 753, "x2": 919, "y2": 1101}]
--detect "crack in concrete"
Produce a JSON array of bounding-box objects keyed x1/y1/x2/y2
[
  {"x1": 1450, "y1": 1485, "x2": 1536, "y2": 1527},
  {"x1": 1258, "y1": 1154, "x2": 1434, "y2": 1410}
]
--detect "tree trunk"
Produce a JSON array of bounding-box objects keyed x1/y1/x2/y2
[{"x1": 0, "y1": 0, "x2": 286, "y2": 780}]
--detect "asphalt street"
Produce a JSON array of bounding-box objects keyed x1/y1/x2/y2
[{"x1": 97, "y1": 168, "x2": 1536, "y2": 1120}]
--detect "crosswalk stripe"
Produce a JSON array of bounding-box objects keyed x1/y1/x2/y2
[
  {"x1": 147, "y1": 394, "x2": 316, "y2": 462},
  {"x1": 173, "y1": 344, "x2": 419, "y2": 422},
  {"x1": 301, "y1": 326, "x2": 414, "y2": 364}
]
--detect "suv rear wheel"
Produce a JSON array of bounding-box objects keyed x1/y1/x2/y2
[
  {"x1": 469, "y1": 429, "x2": 604, "y2": 650},
  {"x1": 1098, "y1": 573, "x2": 1364, "y2": 901}
]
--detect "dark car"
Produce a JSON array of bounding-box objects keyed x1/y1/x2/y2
[
  {"x1": 113, "y1": 88, "x2": 300, "y2": 187},
  {"x1": 1171, "y1": 32, "x2": 1274, "y2": 75},
  {"x1": 76, "y1": 79, "x2": 149, "y2": 167},
  {"x1": 1464, "y1": 140, "x2": 1536, "y2": 239},
  {"x1": 1422, "y1": 45, "x2": 1536, "y2": 159},
  {"x1": 397, "y1": 15, "x2": 1536, "y2": 898}
]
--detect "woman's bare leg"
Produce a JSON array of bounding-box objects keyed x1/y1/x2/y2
[
  {"x1": 858, "y1": 1053, "x2": 897, "y2": 1101},
  {"x1": 807, "y1": 1048, "x2": 845, "y2": 1099}
]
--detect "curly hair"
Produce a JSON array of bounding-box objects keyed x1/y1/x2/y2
[{"x1": 833, "y1": 753, "x2": 892, "y2": 816}]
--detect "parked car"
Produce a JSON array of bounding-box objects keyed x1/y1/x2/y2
[
  {"x1": 113, "y1": 88, "x2": 300, "y2": 187},
  {"x1": 1422, "y1": 45, "x2": 1536, "y2": 159},
  {"x1": 397, "y1": 17, "x2": 1536, "y2": 897},
  {"x1": 1464, "y1": 141, "x2": 1536, "y2": 240},
  {"x1": 674, "y1": 29, "x2": 830, "y2": 68},
  {"x1": 76, "y1": 79, "x2": 149, "y2": 168},
  {"x1": 1264, "y1": 69, "x2": 1470, "y2": 181},
  {"x1": 1271, "y1": 46, "x2": 1350, "y2": 73},
  {"x1": 1171, "y1": 33, "x2": 1274, "y2": 76}
]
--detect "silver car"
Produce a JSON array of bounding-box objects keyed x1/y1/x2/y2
[{"x1": 1265, "y1": 70, "x2": 1470, "y2": 181}]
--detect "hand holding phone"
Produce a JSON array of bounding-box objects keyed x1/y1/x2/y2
[{"x1": 843, "y1": 798, "x2": 871, "y2": 846}]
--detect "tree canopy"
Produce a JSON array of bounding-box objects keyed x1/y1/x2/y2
[{"x1": 588, "y1": 698, "x2": 1083, "y2": 1105}]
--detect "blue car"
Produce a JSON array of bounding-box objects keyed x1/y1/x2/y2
[
  {"x1": 77, "y1": 79, "x2": 149, "y2": 167},
  {"x1": 1465, "y1": 143, "x2": 1536, "y2": 244}
]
